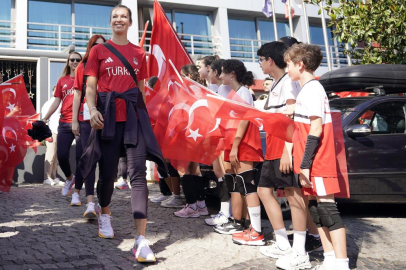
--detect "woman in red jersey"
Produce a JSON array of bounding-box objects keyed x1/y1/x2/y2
[
  {"x1": 79, "y1": 5, "x2": 166, "y2": 263},
  {"x1": 43, "y1": 51, "x2": 82, "y2": 197},
  {"x1": 70, "y1": 35, "x2": 106, "y2": 217}
]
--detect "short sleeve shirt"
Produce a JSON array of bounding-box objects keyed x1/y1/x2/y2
[
  {"x1": 218, "y1": 84, "x2": 232, "y2": 98},
  {"x1": 293, "y1": 80, "x2": 337, "y2": 177},
  {"x1": 264, "y1": 74, "x2": 300, "y2": 160},
  {"x1": 84, "y1": 39, "x2": 148, "y2": 122},
  {"x1": 236, "y1": 86, "x2": 254, "y2": 106},
  {"x1": 54, "y1": 75, "x2": 75, "y2": 123},
  {"x1": 73, "y1": 63, "x2": 87, "y2": 122}
]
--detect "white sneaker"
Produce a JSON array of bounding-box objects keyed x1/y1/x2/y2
[
  {"x1": 161, "y1": 196, "x2": 183, "y2": 208},
  {"x1": 43, "y1": 178, "x2": 55, "y2": 186},
  {"x1": 132, "y1": 235, "x2": 156, "y2": 263},
  {"x1": 275, "y1": 249, "x2": 311, "y2": 270},
  {"x1": 98, "y1": 214, "x2": 114, "y2": 239},
  {"x1": 83, "y1": 202, "x2": 97, "y2": 220},
  {"x1": 61, "y1": 176, "x2": 75, "y2": 197},
  {"x1": 115, "y1": 177, "x2": 130, "y2": 190},
  {"x1": 260, "y1": 241, "x2": 292, "y2": 259},
  {"x1": 70, "y1": 192, "x2": 81, "y2": 206},
  {"x1": 150, "y1": 193, "x2": 171, "y2": 203},
  {"x1": 53, "y1": 178, "x2": 64, "y2": 186},
  {"x1": 205, "y1": 212, "x2": 229, "y2": 226}
]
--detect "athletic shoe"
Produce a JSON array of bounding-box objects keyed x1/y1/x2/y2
[
  {"x1": 161, "y1": 196, "x2": 183, "y2": 208},
  {"x1": 83, "y1": 202, "x2": 97, "y2": 220},
  {"x1": 132, "y1": 235, "x2": 156, "y2": 263},
  {"x1": 98, "y1": 214, "x2": 114, "y2": 239},
  {"x1": 53, "y1": 178, "x2": 64, "y2": 186},
  {"x1": 70, "y1": 192, "x2": 81, "y2": 206},
  {"x1": 204, "y1": 212, "x2": 229, "y2": 226},
  {"x1": 197, "y1": 205, "x2": 209, "y2": 216},
  {"x1": 61, "y1": 176, "x2": 75, "y2": 197},
  {"x1": 213, "y1": 219, "x2": 244, "y2": 235},
  {"x1": 232, "y1": 227, "x2": 265, "y2": 246},
  {"x1": 150, "y1": 193, "x2": 171, "y2": 203},
  {"x1": 96, "y1": 203, "x2": 110, "y2": 216},
  {"x1": 275, "y1": 249, "x2": 311, "y2": 270},
  {"x1": 305, "y1": 235, "x2": 323, "y2": 253},
  {"x1": 259, "y1": 241, "x2": 292, "y2": 259},
  {"x1": 115, "y1": 177, "x2": 129, "y2": 190},
  {"x1": 43, "y1": 178, "x2": 55, "y2": 186},
  {"x1": 173, "y1": 205, "x2": 200, "y2": 218}
]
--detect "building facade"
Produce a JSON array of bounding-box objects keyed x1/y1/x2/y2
[{"x1": 0, "y1": 0, "x2": 348, "y2": 113}]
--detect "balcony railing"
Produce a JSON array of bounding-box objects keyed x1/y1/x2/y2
[
  {"x1": 139, "y1": 30, "x2": 221, "y2": 57},
  {"x1": 27, "y1": 22, "x2": 112, "y2": 51},
  {"x1": 229, "y1": 37, "x2": 350, "y2": 68},
  {"x1": 0, "y1": 20, "x2": 15, "y2": 48}
]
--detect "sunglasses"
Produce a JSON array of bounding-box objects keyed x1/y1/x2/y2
[{"x1": 69, "y1": 58, "x2": 81, "y2": 63}]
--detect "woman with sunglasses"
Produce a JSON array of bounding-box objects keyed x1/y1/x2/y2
[
  {"x1": 42, "y1": 51, "x2": 82, "y2": 197},
  {"x1": 79, "y1": 5, "x2": 167, "y2": 263},
  {"x1": 70, "y1": 35, "x2": 106, "y2": 218}
]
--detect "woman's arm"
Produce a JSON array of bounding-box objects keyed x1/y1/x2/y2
[
  {"x1": 229, "y1": 120, "x2": 250, "y2": 169},
  {"x1": 42, "y1": 98, "x2": 61, "y2": 121},
  {"x1": 86, "y1": 76, "x2": 104, "y2": 130},
  {"x1": 72, "y1": 90, "x2": 81, "y2": 136}
]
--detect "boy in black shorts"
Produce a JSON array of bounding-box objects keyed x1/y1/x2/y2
[{"x1": 256, "y1": 42, "x2": 310, "y2": 268}]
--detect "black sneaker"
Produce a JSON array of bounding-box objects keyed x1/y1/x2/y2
[
  {"x1": 213, "y1": 218, "x2": 244, "y2": 235},
  {"x1": 305, "y1": 235, "x2": 323, "y2": 253}
]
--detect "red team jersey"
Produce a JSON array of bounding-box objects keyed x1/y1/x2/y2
[
  {"x1": 84, "y1": 40, "x2": 148, "y2": 122},
  {"x1": 73, "y1": 63, "x2": 87, "y2": 122},
  {"x1": 293, "y1": 80, "x2": 339, "y2": 196},
  {"x1": 264, "y1": 74, "x2": 300, "y2": 160},
  {"x1": 54, "y1": 75, "x2": 75, "y2": 123}
]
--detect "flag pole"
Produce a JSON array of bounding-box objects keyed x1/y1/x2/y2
[
  {"x1": 271, "y1": 0, "x2": 278, "y2": 40},
  {"x1": 287, "y1": 0, "x2": 294, "y2": 37},
  {"x1": 301, "y1": 0, "x2": 311, "y2": 43},
  {"x1": 319, "y1": 1, "x2": 332, "y2": 71},
  {"x1": 139, "y1": 20, "x2": 150, "y2": 48}
]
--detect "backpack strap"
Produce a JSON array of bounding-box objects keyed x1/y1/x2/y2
[{"x1": 80, "y1": 61, "x2": 87, "y2": 104}]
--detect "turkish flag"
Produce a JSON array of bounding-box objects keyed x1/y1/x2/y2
[
  {"x1": 2, "y1": 75, "x2": 36, "y2": 117},
  {"x1": 205, "y1": 93, "x2": 295, "y2": 143}
]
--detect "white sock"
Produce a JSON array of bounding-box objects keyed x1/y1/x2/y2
[
  {"x1": 220, "y1": 201, "x2": 230, "y2": 217},
  {"x1": 323, "y1": 250, "x2": 336, "y2": 269},
  {"x1": 197, "y1": 200, "x2": 206, "y2": 208},
  {"x1": 218, "y1": 177, "x2": 223, "y2": 182},
  {"x1": 335, "y1": 258, "x2": 349, "y2": 270},
  {"x1": 274, "y1": 228, "x2": 291, "y2": 250},
  {"x1": 188, "y1": 203, "x2": 197, "y2": 210},
  {"x1": 247, "y1": 206, "x2": 261, "y2": 233},
  {"x1": 292, "y1": 230, "x2": 307, "y2": 255}
]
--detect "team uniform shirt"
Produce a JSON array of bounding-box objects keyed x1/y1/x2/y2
[
  {"x1": 84, "y1": 40, "x2": 148, "y2": 122},
  {"x1": 54, "y1": 75, "x2": 75, "y2": 123},
  {"x1": 73, "y1": 63, "x2": 88, "y2": 122},
  {"x1": 208, "y1": 83, "x2": 218, "y2": 93},
  {"x1": 264, "y1": 74, "x2": 300, "y2": 160},
  {"x1": 293, "y1": 80, "x2": 339, "y2": 196},
  {"x1": 224, "y1": 86, "x2": 263, "y2": 162}
]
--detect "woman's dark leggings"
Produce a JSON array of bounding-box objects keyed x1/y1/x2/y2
[
  {"x1": 74, "y1": 121, "x2": 96, "y2": 196},
  {"x1": 57, "y1": 122, "x2": 78, "y2": 178},
  {"x1": 119, "y1": 157, "x2": 128, "y2": 179},
  {"x1": 97, "y1": 122, "x2": 148, "y2": 219},
  {"x1": 159, "y1": 178, "x2": 172, "y2": 196}
]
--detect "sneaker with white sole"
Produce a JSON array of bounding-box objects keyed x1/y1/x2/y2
[
  {"x1": 43, "y1": 178, "x2": 55, "y2": 186},
  {"x1": 61, "y1": 176, "x2": 75, "y2": 197},
  {"x1": 115, "y1": 177, "x2": 130, "y2": 190},
  {"x1": 83, "y1": 202, "x2": 97, "y2": 220},
  {"x1": 161, "y1": 196, "x2": 183, "y2": 208},
  {"x1": 197, "y1": 205, "x2": 209, "y2": 216},
  {"x1": 275, "y1": 249, "x2": 311, "y2": 270},
  {"x1": 213, "y1": 219, "x2": 244, "y2": 235},
  {"x1": 205, "y1": 212, "x2": 229, "y2": 226},
  {"x1": 150, "y1": 193, "x2": 171, "y2": 203},
  {"x1": 132, "y1": 235, "x2": 156, "y2": 263},
  {"x1": 260, "y1": 241, "x2": 292, "y2": 259},
  {"x1": 70, "y1": 192, "x2": 81, "y2": 206},
  {"x1": 98, "y1": 214, "x2": 114, "y2": 239},
  {"x1": 53, "y1": 178, "x2": 64, "y2": 186},
  {"x1": 174, "y1": 205, "x2": 200, "y2": 218}
]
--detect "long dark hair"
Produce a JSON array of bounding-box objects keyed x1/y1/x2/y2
[
  {"x1": 181, "y1": 64, "x2": 206, "y2": 86},
  {"x1": 61, "y1": 52, "x2": 82, "y2": 77},
  {"x1": 222, "y1": 59, "x2": 255, "y2": 87},
  {"x1": 82, "y1": 35, "x2": 106, "y2": 63},
  {"x1": 210, "y1": 59, "x2": 225, "y2": 78}
]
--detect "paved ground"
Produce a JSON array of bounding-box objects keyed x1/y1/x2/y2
[{"x1": 0, "y1": 183, "x2": 405, "y2": 270}]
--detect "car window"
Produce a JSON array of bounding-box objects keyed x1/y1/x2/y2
[
  {"x1": 352, "y1": 102, "x2": 406, "y2": 134},
  {"x1": 330, "y1": 98, "x2": 368, "y2": 120}
]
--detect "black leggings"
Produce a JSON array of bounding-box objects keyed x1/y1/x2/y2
[
  {"x1": 97, "y1": 122, "x2": 148, "y2": 219},
  {"x1": 119, "y1": 157, "x2": 128, "y2": 179},
  {"x1": 74, "y1": 121, "x2": 96, "y2": 196},
  {"x1": 57, "y1": 122, "x2": 78, "y2": 178}
]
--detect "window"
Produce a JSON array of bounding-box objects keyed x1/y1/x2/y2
[
  {"x1": 0, "y1": 0, "x2": 12, "y2": 47},
  {"x1": 354, "y1": 102, "x2": 406, "y2": 134},
  {"x1": 228, "y1": 18, "x2": 257, "y2": 61},
  {"x1": 28, "y1": 0, "x2": 72, "y2": 50},
  {"x1": 74, "y1": 2, "x2": 114, "y2": 51},
  {"x1": 309, "y1": 24, "x2": 334, "y2": 46},
  {"x1": 258, "y1": 20, "x2": 290, "y2": 42}
]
